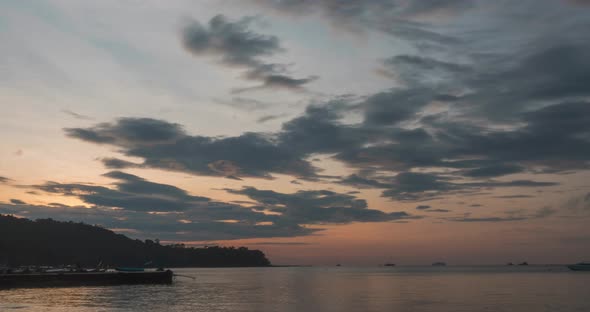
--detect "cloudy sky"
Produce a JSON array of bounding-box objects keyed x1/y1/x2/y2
[{"x1": 1, "y1": 0, "x2": 590, "y2": 265}]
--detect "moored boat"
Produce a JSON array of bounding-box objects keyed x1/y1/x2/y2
[
  {"x1": 115, "y1": 267, "x2": 145, "y2": 272},
  {"x1": 567, "y1": 262, "x2": 590, "y2": 271}
]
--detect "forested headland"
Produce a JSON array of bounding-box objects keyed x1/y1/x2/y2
[{"x1": 0, "y1": 215, "x2": 270, "y2": 267}]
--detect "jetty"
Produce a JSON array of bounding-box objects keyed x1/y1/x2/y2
[{"x1": 0, "y1": 269, "x2": 173, "y2": 289}]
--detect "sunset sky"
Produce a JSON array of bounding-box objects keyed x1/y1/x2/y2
[{"x1": 1, "y1": 0, "x2": 590, "y2": 265}]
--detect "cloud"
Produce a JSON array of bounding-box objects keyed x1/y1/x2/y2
[
  {"x1": 101, "y1": 158, "x2": 143, "y2": 169},
  {"x1": 34, "y1": 171, "x2": 210, "y2": 213},
  {"x1": 65, "y1": 98, "x2": 567, "y2": 199},
  {"x1": 66, "y1": 118, "x2": 317, "y2": 179},
  {"x1": 416, "y1": 205, "x2": 431, "y2": 210},
  {"x1": 380, "y1": 55, "x2": 471, "y2": 87},
  {"x1": 452, "y1": 217, "x2": 527, "y2": 222},
  {"x1": 450, "y1": 205, "x2": 558, "y2": 222},
  {"x1": 13, "y1": 171, "x2": 323, "y2": 240},
  {"x1": 363, "y1": 89, "x2": 436, "y2": 126},
  {"x1": 65, "y1": 118, "x2": 184, "y2": 145},
  {"x1": 61, "y1": 109, "x2": 94, "y2": 120},
  {"x1": 181, "y1": 14, "x2": 316, "y2": 91},
  {"x1": 0, "y1": 202, "x2": 314, "y2": 241},
  {"x1": 427, "y1": 209, "x2": 450, "y2": 213},
  {"x1": 66, "y1": 10, "x2": 590, "y2": 198},
  {"x1": 458, "y1": 45, "x2": 590, "y2": 121},
  {"x1": 257, "y1": 113, "x2": 289, "y2": 123},
  {"x1": 345, "y1": 172, "x2": 558, "y2": 202},
  {"x1": 227, "y1": 186, "x2": 415, "y2": 224},
  {"x1": 0, "y1": 176, "x2": 11, "y2": 184},
  {"x1": 464, "y1": 165, "x2": 525, "y2": 178},
  {"x1": 213, "y1": 97, "x2": 273, "y2": 111},
  {"x1": 5, "y1": 171, "x2": 420, "y2": 240},
  {"x1": 250, "y1": 0, "x2": 473, "y2": 29},
  {"x1": 249, "y1": 242, "x2": 311, "y2": 246},
  {"x1": 494, "y1": 195, "x2": 534, "y2": 199}
]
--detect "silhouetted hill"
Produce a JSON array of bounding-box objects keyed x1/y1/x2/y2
[{"x1": 0, "y1": 215, "x2": 270, "y2": 267}]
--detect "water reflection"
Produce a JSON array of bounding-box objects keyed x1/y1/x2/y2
[{"x1": 1, "y1": 266, "x2": 589, "y2": 312}]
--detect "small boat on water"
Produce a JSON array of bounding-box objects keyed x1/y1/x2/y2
[
  {"x1": 0, "y1": 269, "x2": 173, "y2": 289},
  {"x1": 567, "y1": 262, "x2": 590, "y2": 271},
  {"x1": 432, "y1": 262, "x2": 446, "y2": 266},
  {"x1": 383, "y1": 263, "x2": 396, "y2": 267}
]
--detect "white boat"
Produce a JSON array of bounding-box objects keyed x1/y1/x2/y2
[{"x1": 567, "y1": 262, "x2": 590, "y2": 271}]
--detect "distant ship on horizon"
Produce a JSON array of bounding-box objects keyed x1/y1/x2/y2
[{"x1": 432, "y1": 262, "x2": 447, "y2": 266}]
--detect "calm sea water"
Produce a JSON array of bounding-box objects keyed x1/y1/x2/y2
[{"x1": 1, "y1": 266, "x2": 589, "y2": 312}]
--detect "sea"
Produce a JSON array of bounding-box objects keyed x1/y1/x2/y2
[{"x1": 1, "y1": 266, "x2": 589, "y2": 312}]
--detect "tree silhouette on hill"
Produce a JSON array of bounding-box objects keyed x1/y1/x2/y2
[{"x1": 0, "y1": 215, "x2": 270, "y2": 267}]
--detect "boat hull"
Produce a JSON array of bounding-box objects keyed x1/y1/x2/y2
[
  {"x1": 567, "y1": 265, "x2": 590, "y2": 271},
  {"x1": 0, "y1": 270, "x2": 173, "y2": 289}
]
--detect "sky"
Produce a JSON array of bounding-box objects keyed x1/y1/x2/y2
[{"x1": 1, "y1": 0, "x2": 590, "y2": 265}]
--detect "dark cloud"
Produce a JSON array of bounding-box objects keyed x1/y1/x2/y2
[
  {"x1": 66, "y1": 9, "x2": 590, "y2": 200},
  {"x1": 464, "y1": 165, "x2": 525, "y2": 178},
  {"x1": 34, "y1": 171, "x2": 210, "y2": 213},
  {"x1": 450, "y1": 205, "x2": 558, "y2": 222},
  {"x1": 452, "y1": 217, "x2": 527, "y2": 222},
  {"x1": 9, "y1": 172, "x2": 316, "y2": 240},
  {"x1": 380, "y1": 55, "x2": 471, "y2": 87},
  {"x1": 345, "y1": 172, "x2": 558, "y2": 202},
  {"x1": 9, "y1": 199, "x2": 26, "y2": 205},
  {"x1": 363, "y1": 89, "x2": 435, "y2": 126},
  {"x1": 232, "y1": 75, "x2": 318, "y2": 94},
  {"x1": 9, "y1": 172, "x2": 419, "y2": 240},
  {"x1": 427, "y1": 209, "x2": 450, "y2": 213},
  {"x1": 278, "y1": 100, "x2": 372, "y2": 155},
  {"x1": 227, "y1": 187, "x2": 415, "y2": 224},
  {"x1": 61, "y1": 109, "x2": 93, "y2": 120},
  {"x1": 0, "y1": 202, "x2": 314, "y2": 241},
  {"x1": 66, "y1": 105, "x2": 566, "y2": 201},
  {"x1": 0, "y1": 176, "x2": 11, "y2": 183},
  {"x1": 66, "y1": 118, "x2": 316, "y2": 179},
  {"x1": 257, "y1": 113, "x2": 289, "y2": 123},
  {"x1": 494, "y1": 195, "x2": 534, "y2": 199},
  {"x1": 416, "y1": 205, "x2": 431, "y2": 210},
  {"x1": 181, "y1": 14, "x2": 316, "y2": 91},
  {"x1": 101, "y1": 158, "x2": 143, "y2": 169},
  {"x1": 65, "y1": 118, "x2": 184, "y2": 145},
  {"x1": 250, "y1": 0, "x2": 473, "y2": 32},
  {"x1": 340, "y1": 174, "x2": 391, "y2": 189},
  {"x1": 459, "y1": 45, "x2": 590, "y2": 121}
]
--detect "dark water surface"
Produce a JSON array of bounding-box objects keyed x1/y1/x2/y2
[{"x1": 1, "y1": 266, "x2": 589, "y2": 311}]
